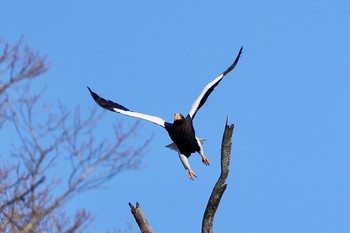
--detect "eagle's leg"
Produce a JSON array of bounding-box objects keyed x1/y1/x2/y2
[
  {"x1": 177, "y1": 151, "x2": 197, "y2": 180},
  {"x1": 196, "y1": 137, "x2": 210, "y2": 166}
]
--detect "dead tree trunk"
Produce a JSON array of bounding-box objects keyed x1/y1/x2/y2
[
  {"x1": 129, "y1": 202, "x2": 154, "y2": 233},
  {"x1": 202, "y1": 118, "x2": 234, "y2": 233}
]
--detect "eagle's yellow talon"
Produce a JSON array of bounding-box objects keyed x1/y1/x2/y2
[
  {"x1": 188, "y1": 169, "x2": 197, "y2": 180},
  {"x1": 202, "y1": 156, "x2": 210, "y2": 166}
]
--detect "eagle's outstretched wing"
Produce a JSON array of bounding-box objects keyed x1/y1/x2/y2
[
  {"x1": 188, "y1": 47, "x2": 243, "y2": 119},
  {"x1": 88, "y1": 87, "x2": 166, "y2": 127}
]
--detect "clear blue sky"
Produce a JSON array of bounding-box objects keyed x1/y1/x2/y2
[{"x1": 1, "y1": 1, "x2": 349, "y2": 232}]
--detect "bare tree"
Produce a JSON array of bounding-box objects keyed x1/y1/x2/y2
[{"x1": 0, "y1": 38, "x2": 148, "y2": 232}]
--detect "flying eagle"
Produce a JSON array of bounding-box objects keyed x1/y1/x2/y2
[{"x1": 88, "y1": 47, "x2": 243, "y2": 180}]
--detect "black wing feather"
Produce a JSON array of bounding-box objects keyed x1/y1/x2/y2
[
  {"x1": 87, "y1": 87, "x2": 129, "y2": 112},
  {"x1": 223, "y1": 46, "x2": 243, "y2": 76}
]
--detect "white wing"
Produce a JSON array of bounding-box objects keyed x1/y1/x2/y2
[
  {"x1": 88, "y1": 87, "x2": 166, "y2": 127},
  {"x1": 111, "y1": 107, "x2": 166, "y2": 127},
  {"x1": 188, "y1": 47, "x2": 243, "y2": 119}
]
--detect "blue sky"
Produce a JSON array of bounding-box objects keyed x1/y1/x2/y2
[{"x1": 1, "y1": 0, "x2": 349, "y2": 232}]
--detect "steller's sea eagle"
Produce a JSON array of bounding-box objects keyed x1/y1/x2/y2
[{"x1": 88, "y1": 46, "x2": 242, "y2": 180}]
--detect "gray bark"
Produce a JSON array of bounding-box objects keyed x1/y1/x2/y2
[{"x1": 129, "y1": 202, "x2": 154, "y2": 233}]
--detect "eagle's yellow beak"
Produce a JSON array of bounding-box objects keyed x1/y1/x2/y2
[{"x1": 174, "y1": 113, "x2": 183, "y2": 121}]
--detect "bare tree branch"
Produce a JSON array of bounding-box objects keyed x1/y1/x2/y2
[
  {"x1": 49, "y1": 209, "x2": 93, "y2": 233},
  {"x1": 0, "y1": 38, "x2": 47, "y2": 128},
  {"x1": 201, "y1": 117, "x2": 234, "y2": 233},
  {"x1": 129, "y1": 202, "x2": 154, "y2": 233},
  {"x1": 0, "y1": 176, "x2": 45, "y2": 213},
  {"x1": 0, "y1": 37, "x2": 47, "y2": 95}
]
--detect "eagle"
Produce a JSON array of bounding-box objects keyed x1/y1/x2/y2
[{"x1": 88, "y1": 47, "x2": 242, "y2": 180}]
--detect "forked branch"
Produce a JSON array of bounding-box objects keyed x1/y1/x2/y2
[{"x1": 129, "y1": 202, "x2": 154, "y2": 233}]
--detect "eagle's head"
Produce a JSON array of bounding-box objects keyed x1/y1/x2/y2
[{"x1": 173, "y1": 113, "x2": 185, "y2": 122}]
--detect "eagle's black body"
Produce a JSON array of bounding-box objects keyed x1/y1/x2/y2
[{"x1": 165, "y1": 115, "x2": 199, "y2": 157}]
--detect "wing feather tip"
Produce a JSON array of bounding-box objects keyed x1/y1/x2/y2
[
  {"x1": 87, "y1": 86, "x2": 99, "y2": 101},
  {"x1": 86, "y1": 87, "x2": 113, "y2": 111},
  {"x1": 223, "y1": 47, "x2": 243, "y2": 76}
]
